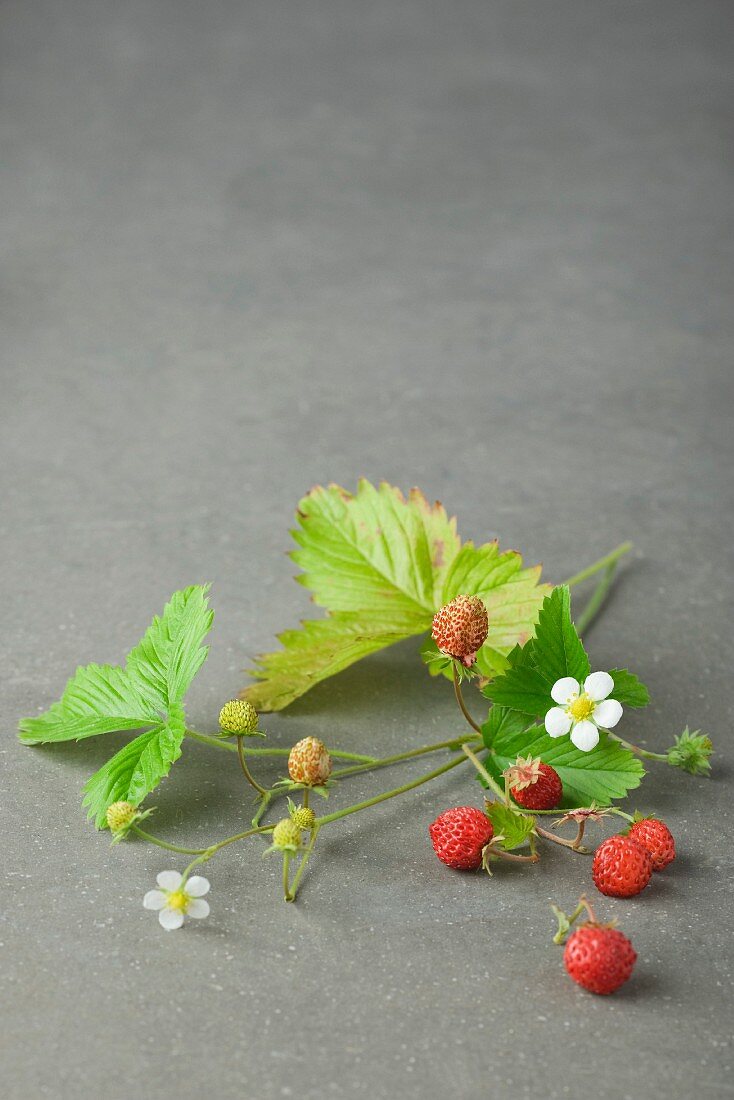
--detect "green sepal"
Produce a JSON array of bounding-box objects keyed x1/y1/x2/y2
[
  {"x1": 550, "y1": 904, "x2": 572, "y2": 945},
  {"x1": 272, "y1": 777, "x2": 331, "y2": 799},
  {"x1": 666, "y1": 727, "x2": 713, "y2": 775}
]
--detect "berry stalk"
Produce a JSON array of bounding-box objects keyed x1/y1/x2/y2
[
  {"x1": 331, "y1": 735, "x2": 480, "y2": 779},
  {"x1": 315, "y1": 754, "x2": 469, "y2": 827},
  {"x1": 185, "y1": 728, "x2": 376, "y2": 764},
  {"x1": 284, "y1": 824, "x2": 320, "y2": 902},
  {"x1": 452, "y1": 664, "x2": 482, "y2": 734},
  {"x1": 237, "y1": 735, "x2": 269, "y2": 796},
  {"x1": 562, "y1": 542, "x2": 633, "y2": 589}
]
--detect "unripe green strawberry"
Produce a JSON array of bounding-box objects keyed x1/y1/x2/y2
[
  {"x1": 106, "y1": 801, "x2": 136, "y2": 833},
  {"x1": 288, "y1": 737, "x2": 332, "y2": 786},
  {"x1": 290, "y1": 805, "x2": 316, "y2": 831},
  {"x1": 272, "y1": 818, "x2": 303, "y2": 852},
  {"x1": 431, "y1": 595, "x2": 488, "y2": 667},
  {"x1": 219, "y1": 699, "x2": 259, "y2": 735}
]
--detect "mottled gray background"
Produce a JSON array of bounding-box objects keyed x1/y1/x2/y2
[{"x1": 2, "y1": 1, "x2": 733, "y2": 1097}]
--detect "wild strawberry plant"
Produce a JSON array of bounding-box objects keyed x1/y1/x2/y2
[{"x1": 20, "y1": 480, "x2": 713, "y2": 989}]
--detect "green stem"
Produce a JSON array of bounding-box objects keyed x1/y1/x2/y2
[
  {"x1": 453, "y1": 664, "x2": 482, "y2": 734},
  {"x1": 131, "y1": 826, "x2": 210, "y2": 856},
  {"x1": 252, "y1": 789, "x2": 274, "y2": 828},
  {"x1": 332, "y1": 735, "x2": 479, "y2": 779},
  {"x1": 180, "y1": 824, "x2": 275, "y2": 880},
  {"x1": 608, "y1": 807, "x2": 635, "y2": 822},
  {"x1": 461, "y1": 742, "x2": 506, "y2": 801},
  {"x1": 552, "y1": 897, "x2": 590, "y2": 944},
  {"x1": 185, "y1": 729, "x2": 375, "y2": 763},
  {"x1": 285, "y1": 825, "x2": 320, "y2": 902},
  {"x1": 282, "y1": 851, "x2": 291, "y2": 901},
  {"x1": 563, "y1": 542, "x2": 632, "y2": 589},
  {"x1": 576, "y1": 562, "x2": 617, "y2": 636},
  {"x1": 316, "y1": 755, "x2": 468, "y2": 827},
  {"x1": 609, "y1": 732, "x2": 668, "y2": 762},
  {"x1": 237, "y1": 736, "x2": 268, "y2": 796},
  {"x1": 536, "y1": 824, "x2": 589, "y2": 854}
]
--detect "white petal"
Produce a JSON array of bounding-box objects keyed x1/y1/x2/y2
[
  {"x1": 570, "y1": 720, "x2": 600, "y2": 752},
  {"x1": 545, "y1": 707, "x2": 573, "y2": 737},
  {"x1": 584, "y1": 671, "x2": 614, "y2": 702},
  {"x1": 551, "y1": 677, "x2": 580, "y2": 705},
  {"x1": 156, "y1": 870, "x2": 183, "y2": 891},
  {"x1": 593, "y1": 698, "x2": 623, "y2": 729},
  {"x1": 158, "y1": 907, "x2": 185, "y2": 930},
  {"x1": 184, "y1": 876, "x2": 210, "y2": 898},
  {"x1": 143, "y1": 889, "x2": 167, "y2": 911},
  {"x1": 187, "y1": 898, "x2": 210, "y2": 919}
]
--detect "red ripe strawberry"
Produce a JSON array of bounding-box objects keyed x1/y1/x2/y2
[
  {"x1": 429, "y1": 806, "x2": 493, "y2": 871},
  {"x1": 505, "y1": 756, "x2": 563, "y2": 810},
  {"x1": 564, "y1": 922, "x2": 637, "y2": 995},
  {"x1": 592, "y1": 835, "x2": 653, "y2": 898},
  {"x1": 628, "y1": 818, "x2": 675, "y2": 871},
  {"x1": 431, "y1": 595, "x2": 489, "y2": 667}
]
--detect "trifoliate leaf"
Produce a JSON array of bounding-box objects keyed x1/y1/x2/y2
[
  {"x1": 608, "y1": 669, "x2": 650, "y2": 708},
  {"x1": 243, "y1": 614, "x2": 410, "y2": 712},
  {"x1": 19, "y1": 586, "x2": 213, "y2": 827},
  {"x1": 82, "y1": 709, "x2": 186, "y2": 827},
  {"x1": 483, "y1": 586, "x2": 591, "y2": 716},
  {"x1": 18, "y1": 664, "x2": 161, "y2": 744},
  {"x1": 480, "y1": 663, "x2": 553, "y2": 718},
  {"x1": 528, "y1": 585, "x2": 590, "y2": 687},
  {"x1": 483, "y1": 725, "x2": 645, "y2": 808},
  {"x1": 484, "y1": 803, "x2": 536, "y2": 850},
  {"x1": 243, "y1": 480, "x2": 549, "y2": 711},
  {"x1": 19, "y1": 585, "x2": 212, "y2": 744},
  {"x1": 126, "y1": 585, "x2": 213, "y2": 707},
  {"x1": 481, "y1": 705, "x2": 532, "y2": 750}
]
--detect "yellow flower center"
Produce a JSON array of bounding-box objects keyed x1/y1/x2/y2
[
  {"x1": 568, "y1": 694, "x2": 595, "y2": 722},
  {"x1": 167, "y1": 890, "x2": 189, "y2": 912}
]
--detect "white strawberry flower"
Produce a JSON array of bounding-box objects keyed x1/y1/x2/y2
[
  {"x1": 544, "y1": 671, "x2": 623, "y2": 752},
  {"x1": 143, "y1": 870, "x2": 210, "y2": 930}
]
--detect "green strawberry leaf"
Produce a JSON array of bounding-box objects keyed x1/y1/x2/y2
[
  {"x1": 528, "y1": 585, "x2": 590, "y2": 687},
  {"x1": 243, "y1": 480, "x2": 549, "y2": 711},
  {"x1": 484, "y1": 803, "x2": 536, "y2": 850},
  {"x1": 82, "y1": 709, "x2": 186, "y2": 827},
  {"x1": 483, "y1": 725, "x2": 644, "y2": 807},
  {"x1": 19, "y1": 586, "x2": 212, "y2": 744},
  {"x1": 609, "y1": 668, "x2": 650, "y2": 708},
  {"x1": 481, "y1": 704, "x2": 534, "y2": 749},
  {"x1": 19, "y1": 585, "x2": 213, "y2": 826},
  {"x1": 483, "y1": 586, "x2": 592, "y2": 717},
  {"x1": 126, "y1": 585, "x2": 213, "y2": 707},
  {"x1": 18, "y1": 663, "x2": 161, "y2": 744},
  {"x1": 243, "y1": 614, "x2": 411, "y2": 712}
]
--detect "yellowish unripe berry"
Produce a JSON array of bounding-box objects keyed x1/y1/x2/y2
[
  {"x1": 106, "y1": 801, "x2": 136, "y2": 833},
  {"x1": 288, "y1": 737, "x2": 332, "y2": 786},
  {"x1": 290, "y1": 805, "x2": 316, "y2": 831},
  {"x1": 272, "y1": 818, "x2": 303, "y2": 851},
  {"x1": 219, "y1": 699, "x2": 259, "y2": 735}
]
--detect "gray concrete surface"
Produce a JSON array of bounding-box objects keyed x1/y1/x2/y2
[{"x1": 2, "y1": 1, "x2": 733, "y2": 1097}]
